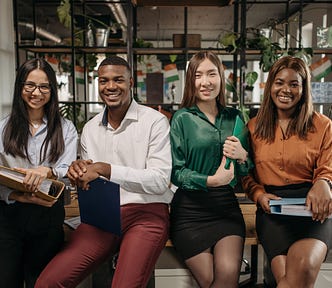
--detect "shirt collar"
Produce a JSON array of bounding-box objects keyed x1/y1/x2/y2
[
  {"x1": 186, "y1": 103, "x2": 226, "y2": 116},
  {"x1": 101, "y1": 98, "x2": 138, "y2": 126}
]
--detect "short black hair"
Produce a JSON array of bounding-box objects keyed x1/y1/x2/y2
[{"x1": 98, "y1": 56, "x2": 130, "y2": 72}]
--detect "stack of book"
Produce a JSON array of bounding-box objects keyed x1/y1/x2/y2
[{"x1": 270, "y1": 198, "x2": 332, "y2": 218}]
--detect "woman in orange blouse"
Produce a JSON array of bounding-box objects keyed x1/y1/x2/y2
[{"x1": 242, "y1": 56, "x2": 332, "y2": 288}]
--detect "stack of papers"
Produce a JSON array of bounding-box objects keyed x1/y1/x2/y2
[{"x1": 64, "y1": 216, "x2": 81, "y2": 230}]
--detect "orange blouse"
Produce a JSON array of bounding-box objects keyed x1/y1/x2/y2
[{"x1": 242, "y1": 111, "x2": 332, "y2": 202}]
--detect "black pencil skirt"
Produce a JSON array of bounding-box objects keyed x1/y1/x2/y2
[
  {"x1": 256, "y1": 183, "x2": 332, "y2": 262},
  {"x1": 170, "y1": 186, "x2": 245, "y2": 260}
]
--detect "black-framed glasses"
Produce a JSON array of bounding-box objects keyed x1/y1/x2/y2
[{"x1": 22, "y1": 82, "x2": 51, "y2": 94}]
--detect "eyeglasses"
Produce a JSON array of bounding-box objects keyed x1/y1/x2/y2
[{"x1": 22, "y1": 82, "x2": 51, "y2": 94}]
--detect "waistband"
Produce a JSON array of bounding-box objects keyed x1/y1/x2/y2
[{"x1": 265, "y1": 182, "x2": 312, "y2": 198}]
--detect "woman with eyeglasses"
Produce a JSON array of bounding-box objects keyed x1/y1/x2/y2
[{"x1": 0, "y1": 58, "x2": 77, "y2": 288}]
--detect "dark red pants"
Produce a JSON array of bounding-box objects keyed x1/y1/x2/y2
[{"x1": 35, "y1": 203, "x2": 169, "y2": 288}]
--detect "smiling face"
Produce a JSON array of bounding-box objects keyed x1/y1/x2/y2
[
  {"x1": 195, "y1": 58, "x2": 221, "y2": 104},
  {"x1": 98, "y1": 64, "x2": 133, "y2": 111},
  {"x1": 271, "y1": 68, "x2": 303, "y2": 118},
  {"x1": 21, "y1": 69, "x2": 51, "y2": 113}
]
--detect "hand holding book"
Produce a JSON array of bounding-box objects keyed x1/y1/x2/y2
[
  {"x1": 269, "y1": 198, "x2": 332, "y2": 219},
  {"x1": 224, "y1": 115, "x2": 248, "y2": 169},
  {"x1": 0, "y1": 165, "x2": 65, "y2": 201}
]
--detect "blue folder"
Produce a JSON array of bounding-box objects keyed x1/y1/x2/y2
[
  {"x1": 78, "y1": 177, "x2": 121, "y2": 236},
  {"x1": 269, "y1": 198, "x2": 309, "y2": 217},
  {"x1": 225, "y1": 115, "x2": 247, "y2": 169}
]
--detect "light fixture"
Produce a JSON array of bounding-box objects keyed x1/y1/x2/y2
[
  {"x1": 107, "y1": 0, "x2": 127, "y2": 31},
  {"x1": 18, "y1": 22, "x2": 62, "y2": 44}
]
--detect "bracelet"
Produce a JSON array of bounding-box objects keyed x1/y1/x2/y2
[
  {"x1": 237, "y1": 159, "x2": 247, "y2": 165},
  {"x1": 49, "y1": 167, "x2": 57, "y2": 179},
  {"x1": 237, "y1": 151, "x2": 248, "y2": 165}
]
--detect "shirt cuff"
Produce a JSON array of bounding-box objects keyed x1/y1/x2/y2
[
  {"x1": 0, "y1": 190, "x2": 16, "y2": 204},
  {"x1": 110, "y1": 164, "x2": 124, "y2": 186}
]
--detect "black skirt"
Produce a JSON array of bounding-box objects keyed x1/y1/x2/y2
[
  {"x1": 170, "y1": 186, "x2": 245, "y2": 260},
  {"x1": 256, "y1": 183, "x2": 332, "y2": 262}
]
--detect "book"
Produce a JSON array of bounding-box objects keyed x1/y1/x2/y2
[
  {"x1": 225, "y1": 115, "x2": 248, "y2": 169},
  {"x1": 270, "y1": 198, "x2": 332, "y2": 218},
  {"x1": 0, "y1": 165, "x2": 65, "y2": 201},
  {"x1": 77, "y1": 177, "x2": 121, "y2": 236}
]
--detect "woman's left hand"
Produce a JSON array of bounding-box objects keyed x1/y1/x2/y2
[
  {"x1": 10, "y1": 191, "x2": 56, "y2": 207},
  {"x1": 306, "y1": 180, "x2": 332, "y2": 222},
  {"x1": 15, "y1": 166, "x2": 50, "y2": 192},
  {"x1": 223, "y1": 136, "x2": 247, "y2": 163}
]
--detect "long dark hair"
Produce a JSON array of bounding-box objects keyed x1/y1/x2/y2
[
  {"x1": 254, "y1": 56, "x2": 314, "y2": 142},
  {"x1": 3, "y1": 58, "x2": 65, "y2": 163},
  {"x1": 180, "y1": 51, "x2": 226, "y2": 108}
]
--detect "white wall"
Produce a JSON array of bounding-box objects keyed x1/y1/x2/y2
[{"x1": 0, "y1": 0, "x2": 15, "y2": 118}]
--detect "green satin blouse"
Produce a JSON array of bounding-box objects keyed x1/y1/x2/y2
[{"x1": 170, "y1": 105, "x2": 251, "y2": 191}]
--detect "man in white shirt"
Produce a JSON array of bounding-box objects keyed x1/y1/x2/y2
[{"x1": 36, "y1": 56, "x2": 173, "y2": 288}]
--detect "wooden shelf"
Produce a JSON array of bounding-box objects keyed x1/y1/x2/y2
[
  {"x1": 79, "y1": 47, "x2": 127, "y2": 53},
  {"x1": 18, "y1": 46, "x2": 72, "y2": 53},
  {"x1": 18, "y1": 46, "x2": 127, "y2": 54},
  {"x1": 133, "y1": 0, "x2": 233, "y2": 6},
  {"x1": 21, "y1": 47, "x2": 332, "y2": 56}
]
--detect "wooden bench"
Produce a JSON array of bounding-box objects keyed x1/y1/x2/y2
[{"x1": 64, "y1": 194, "x2": 259, "y2": 287}]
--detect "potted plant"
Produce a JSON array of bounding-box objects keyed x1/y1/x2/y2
[
  {"x1": 219, "y1": 30, "x2": 282, "y2": 72},
  {"x1": 57, "y1": 0, "x2": 120, "y2": 47}
]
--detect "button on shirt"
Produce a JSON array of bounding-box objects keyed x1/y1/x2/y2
[
  {"x1": 0, "y1": 116, "x2": 78, "y2": 204},
  {"x1": 80, "y1": 100, "x2": 173, "y2": 205},
  {"x1": 242, "y1": 112, "x2": 332, "y2": 202}
]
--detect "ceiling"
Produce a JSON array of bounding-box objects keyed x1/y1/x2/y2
[{"x1": 14, "y1": 0, "x2": 331, "y2": 47}]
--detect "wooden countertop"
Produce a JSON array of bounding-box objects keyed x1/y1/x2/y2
[{"x1": 64, "y1": 192, "x2": 258, "y2": 245}]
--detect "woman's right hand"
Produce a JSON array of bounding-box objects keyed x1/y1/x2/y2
[
  {"x1": 8, "y1": 191, "x2": 56, "y2": 207},
  {"x1": 207, "y1": 156, "x2": 235, "y2": 187},
  {"x1": 257, "y1": 193, "x2": 281, "y2": 213}
]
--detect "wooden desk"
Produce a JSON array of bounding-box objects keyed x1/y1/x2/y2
[
  {"x1": 64, "y1": 197, "x2": 80, "y2": 241},
  {"x1": 64, "y1": 195, "x2": 258, "y2": 287},
  {"x1": 239, "y1": 199, "x2": 259, "y2": 287}
]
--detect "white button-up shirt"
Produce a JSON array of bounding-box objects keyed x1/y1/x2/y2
[
  {"x1": 80, "y1": 99, "x2": 174, "y2": 205},
  {"x1": 0, "y1": 116, "x2": 78, "y2": 203}
]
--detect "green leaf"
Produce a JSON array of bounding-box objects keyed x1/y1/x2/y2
[
  {"x1": 226, "y1": 80, "x2": 236, "y2": 93},
  {"x1": 245, "y1": 71, "x2": 258, "y2": 87},
  {"x1": 239, "y1": 105, "x2": 250, "y2": 124},
  {"x1": 169, "y1": 55, "x2": 177, "y2": 63},
  {"x1": 219, "y1": 33, "x2": 238, "y2": 52}
]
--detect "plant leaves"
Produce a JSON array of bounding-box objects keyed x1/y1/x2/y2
[
  {"x1": 226, "y1": 80, "x2": 236, "y2": 93},
  {"x1": 169, "y1": 55, "x2": 177, "y2": 63},
  {"x1": 245, "y1": 71, "x2": 258, "y2": 87},
  {"x1": 57, "y1": 0, "x2": 71, "y2": 29}
]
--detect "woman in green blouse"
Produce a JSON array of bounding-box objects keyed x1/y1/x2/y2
[{"x1": 170, "y1": 51, "x2": 251, "y2": 288}]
